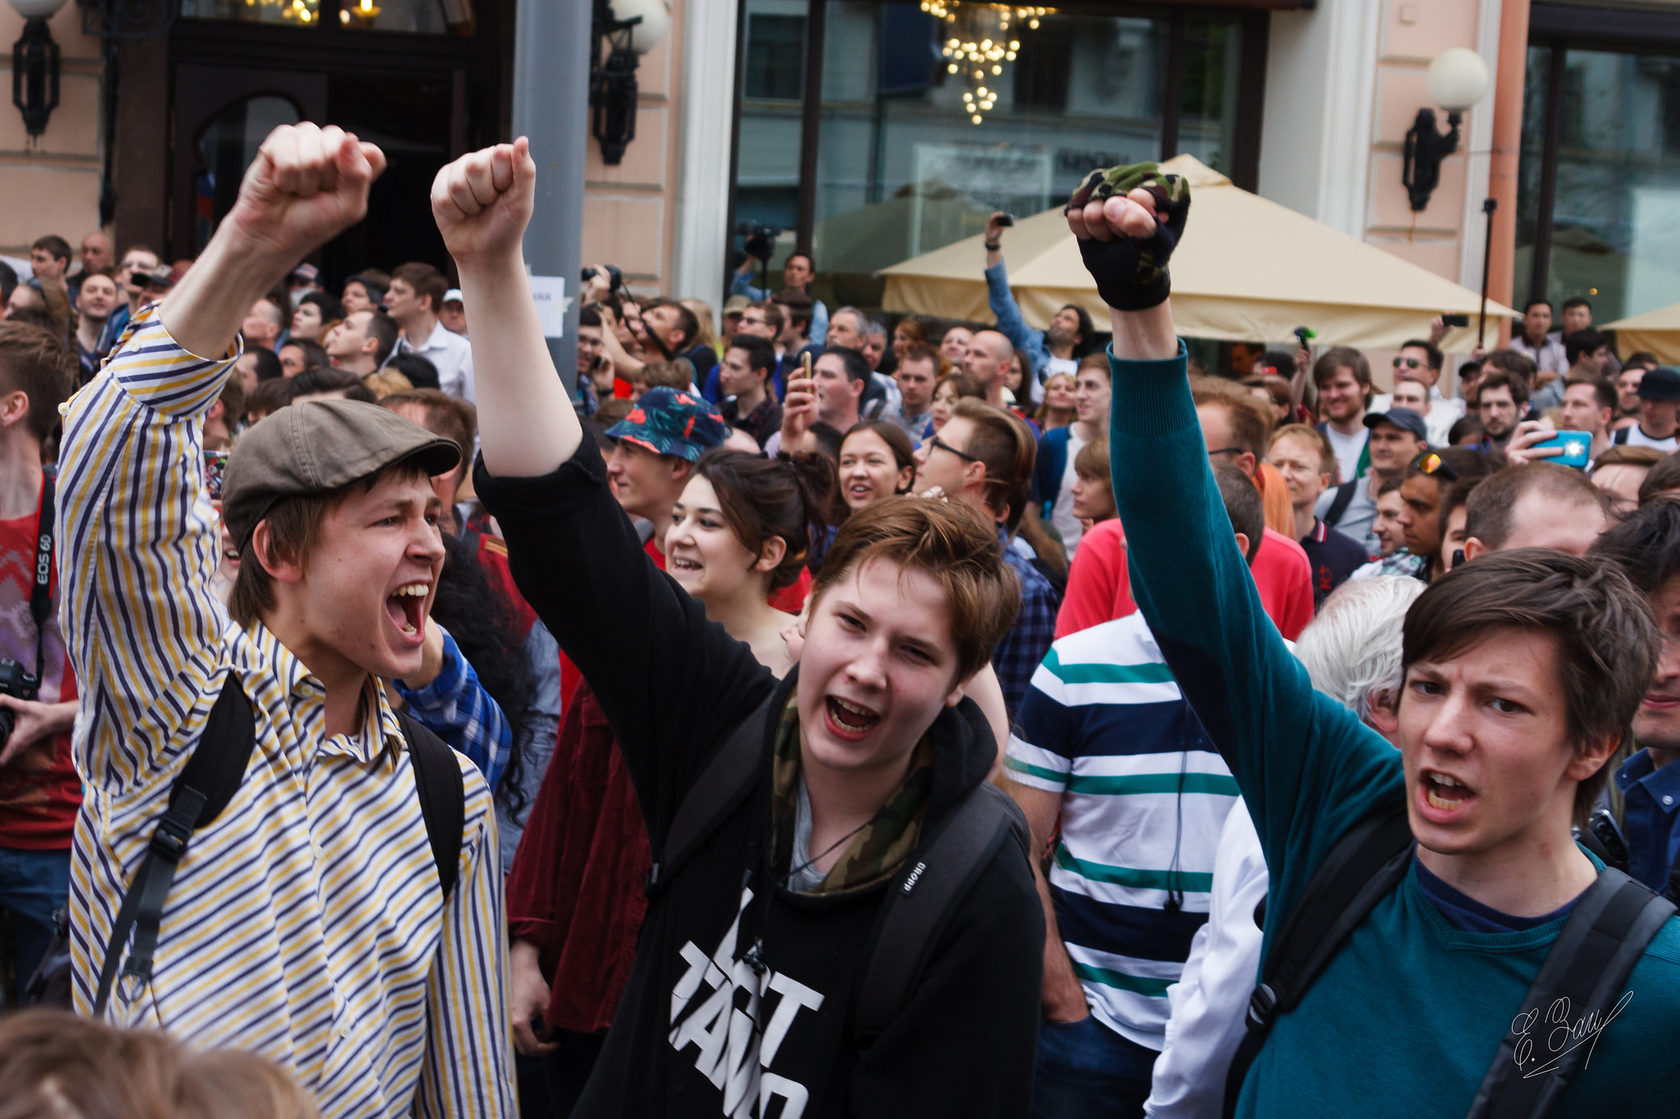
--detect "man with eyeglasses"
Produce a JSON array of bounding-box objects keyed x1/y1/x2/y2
[
  {"x1": 912, "y1": 398, "x2": 1056, "y2": 719},
  {"x1": 1374, "y1": 339, "x2": 1462, "y2": 445}
]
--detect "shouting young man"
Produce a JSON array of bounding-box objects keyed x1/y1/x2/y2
[
  {"x1": 442, "y1": 138, "x2": 1043, "y2": 1116},
  {"x1": 58, "y1": 124, "x2": 515, "y2": 1115},
  {"x1": 1068, "y1": 162, "x2": 1680, "y2": 1117}
]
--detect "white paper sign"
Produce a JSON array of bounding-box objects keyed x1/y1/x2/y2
[{"x1": 530, "y1": 275, "x2": 569, "y2": 339}]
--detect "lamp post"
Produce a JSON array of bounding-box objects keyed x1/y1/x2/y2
[
  {"x1": 1401, "y1": 47, "x2": 1491, "y2": 212},
  {"x1": 8, "y1": 0, "x2": 69, "y2": 140},
  {"x1": 591, "y1": 0, "x2": 671, "y2": 166}
]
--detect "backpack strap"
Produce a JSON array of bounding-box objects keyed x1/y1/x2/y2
[
  {"x1": 647, "y1": 694, "x2": 776, "y2": 892},
  {"x1": 1324, "y1": 479, "x2": 1358, "y2": 528},
  {"x1": 1223, "y1": 802, "x2": 1413, "y2": 1118},
  {"x1": 398, "y1": 711, "x2": 465, "y2": 900},
  {"x1": 95, "y1": 672, "x2": 255, "y2": 1016},
  {"x1": 850, "y1": 781, "x2": 1031, "y2": 1043},
  {"x1": 1466, "y1": 868, "x2": 1675, "y2": 1119}
]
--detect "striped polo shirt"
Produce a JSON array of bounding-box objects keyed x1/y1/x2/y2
[
  {"x1": 57, "y1": 308, "x2": 516, "y2": 1116},
  {"x1": 1006, "y1": 613, "x2": 1240, "y2": 1050}
]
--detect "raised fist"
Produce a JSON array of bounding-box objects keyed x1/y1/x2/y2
[
  {"x1": 431, "y1": 137, "x2": 537, "y2": 266},
  {"x1": 225, "y1": 123, "x2": 386, "y2": 264},
  {"x1": 1064, "y1": 162, "x2": 1190, "y2": 311}
]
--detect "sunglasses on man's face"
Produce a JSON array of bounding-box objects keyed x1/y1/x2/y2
[{"x1": 1393, "y1": 356, "x2": 1423, "y2": 369}]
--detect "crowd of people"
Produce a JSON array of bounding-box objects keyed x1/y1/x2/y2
[{"x1": 0, "y1": 124, "x2": 1673, "y2": 1118}]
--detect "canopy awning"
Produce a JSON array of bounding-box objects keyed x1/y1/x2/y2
[
  {"x1": 879, "y1": 154, "x2": 1515, "y2": 351},
  {"x1": 1604, "y1": 302, "x2": 1680, "y2": 365}
]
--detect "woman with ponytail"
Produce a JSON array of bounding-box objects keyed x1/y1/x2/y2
[{"x1": 667, "y1": 451, "x2": 839, "y2": 670}]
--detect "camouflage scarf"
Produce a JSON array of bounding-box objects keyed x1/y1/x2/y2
[{"x1": 769, "y1": 692, "x2": 935, "y2": 896}]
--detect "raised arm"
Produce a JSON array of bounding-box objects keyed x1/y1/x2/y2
[
  {"x1": 431, "y1": 139, "x2": 580, "y2": 478},
  {"x1": 58, "y1": 124, "x2": 383, "y2": 793},
  {"x1": 1066, "y1": 168, "x2": 1395, "y2": 895},
  {"x1": 982, "y1": 212, "x2": 1047, "y2": 378},
  {"x1": 444, "y1": 142, "x2": 773, "y2": 833}
]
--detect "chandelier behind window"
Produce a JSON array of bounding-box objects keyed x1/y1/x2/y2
[{"x1": 920, "y1": 2, "x2": 1053, "y2": 124}]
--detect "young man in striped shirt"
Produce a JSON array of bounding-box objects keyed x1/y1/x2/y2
[
  {"x1": 1005, "y1": 463, "x2": 1262, "y2": 1118},
  {"x1": 57, "y1": 125, "x2": 515, "y2": 1115}
]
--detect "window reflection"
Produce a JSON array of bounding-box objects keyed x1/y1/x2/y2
[
  {"x1": 732, "y1": 1, "x2": 1242, "y2": 310},
  {"x1": 1518, "y1": 45, "x2": 1680, "y2": 322},
  {"x1": 180, "y1": 0, "x2": 468, "y2": 33}
]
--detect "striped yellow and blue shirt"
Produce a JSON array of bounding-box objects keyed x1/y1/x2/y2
[{"x1": 56, "y1": 307, "x2": 516, "y2": 1116}]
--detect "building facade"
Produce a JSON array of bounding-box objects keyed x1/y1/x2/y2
[{"x1": 0, "y1": 0, "x2": 1674, "y2": 343}]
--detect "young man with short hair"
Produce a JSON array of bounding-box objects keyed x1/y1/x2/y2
[
  {"x1": 1267, "y1": 423, "x2": 1367, "y2": 607},
  {"x1": 325, "y1": 308, "x2": 398, "y2": 376},
  {"x1": 450, "y1": 137, "x2": 1043, "y2": 1117},
  {"x1": 1536, "y1": 328, "x2": 1612, "y2": 413},
  {"x1": 389, "y1": 261, "x2": 475, "y2": 402},
  {"x1": 1070, "y1": 164, "x2": 1680, "y2": 1117},
  {"x1": 1558, "y1": 373, "x2": 1616, "y2": 464},
  {"x1": 1510, "y1": 298, "x2": 1568, "y2": 376},
  {"x1": 58, "y1": 123, "x2": 515, "y2": 1115},
  {"x1": 884, "y1": 342, "x2": 939, "y2": 439},
  {"x1": 28, "y1": 235, "x2": 70, "y2": 288},
  {"x1": 1610, "y1": 365, "x2": 1680, "y2": 453},
  {"x1": 1382, "y1": 338, "x2": 1463, "y2": 445},
  {"x1": 774, "y1": 345, "x2": 868, "y2": 457},
  {"x1": 1475, "y1": 366, "x2": 1529, "y2": 452},
  {"x1": 912, "y1": 397, "x2": 1058, "y2": 720},
  {"x1": 1311, "y1": 347, "x2": 1372, "y2": 484},
  {"x1": 733, "y1": 249, "x2": 829, "y2": 344},
  {"x1": 72, "y1": 268, "x2": 118, "y2": 382},
  {"x1": 1315, "y1": 406, "x2": 1427, "y2": 558},
  {"x1": 717, "y1": 333, "x2": 781, "y2": 450},
  {"x1": 1030, "y1": 354, "x2": 1110, "y2": 558}
]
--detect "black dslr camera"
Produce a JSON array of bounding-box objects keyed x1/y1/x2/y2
[
  {"x1": 738, "y1": 222, "x2": 781, "y2": 264},
  {"x1": 582, "y1": 264, "x2": 625, "y2": 291},
  {"x1": 0, "y1": 658, "x2": 39, "y2": 751}
]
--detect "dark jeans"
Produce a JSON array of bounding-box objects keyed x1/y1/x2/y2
[
  {"x1": 1031, "y1": 1014, "x2": 1159, "y2": 1119},
  {"x1": 0, "y1": 846, "x2": 69, "y2": 1006}
]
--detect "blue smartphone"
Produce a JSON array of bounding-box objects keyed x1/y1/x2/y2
[{"x1": 1532, "y1": 430, "x2": 1592, "y2": 469}]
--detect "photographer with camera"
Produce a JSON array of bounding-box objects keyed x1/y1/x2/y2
[
  {"x1": 0, "y1": 321, "x2": 78, "y2": 1006},
  {"x1": 731, "y1": 229, "x2": 829, "y2": 345}
]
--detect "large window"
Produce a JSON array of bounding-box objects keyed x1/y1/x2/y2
[
  {"x1": 730, "y1": 0, "x2": 1263, "y2": 311},
  {"x1": 180, "y1": 0, "x2": 468, "y2": 32},
  {"x1": 1519, "y1": 9, "x2": 1680, "y2": 323}
]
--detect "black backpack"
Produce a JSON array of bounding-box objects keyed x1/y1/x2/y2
[
  {"x1": 1225, "y1": 803, "x2": 1675, "y2": 1119},
  {"x1": 29, "y1": 672, "x2": 464, "y2": 1014},
  {"x1": 646, "y1": 695, "x2": 1031, "y2": 1042}
]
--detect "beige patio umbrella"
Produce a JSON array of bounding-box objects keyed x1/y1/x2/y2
[
  {"x1": 879, "y1": 154, "x2": 1515, "y2": 351},
  {"x1": 1604, "y1": 302, "x2": 1680, "y2": 365}
]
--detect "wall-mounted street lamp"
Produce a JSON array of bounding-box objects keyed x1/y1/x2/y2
[
  {"x1": 591, "y1": 0, "x2": 670, "y2": 165},
  {"x1": 8, "y1": 0, "x2": 69, "y2": 140},
  {"x1": 1402, "y1": 47, "x2": 1491, "y2": 212}
]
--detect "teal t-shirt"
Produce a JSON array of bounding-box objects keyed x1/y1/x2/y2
[{"x1": 1107, "y1": 343, "x2": 1680, "y2": 1116}]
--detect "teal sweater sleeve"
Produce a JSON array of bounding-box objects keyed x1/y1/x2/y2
[{"x1": 1105, "y1": 343, "x2": 1405, "y2": 946}]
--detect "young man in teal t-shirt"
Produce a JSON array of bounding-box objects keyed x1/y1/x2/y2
[{"x1": 1068, "y1": 164, "x2": 1680, "y2": 1116}]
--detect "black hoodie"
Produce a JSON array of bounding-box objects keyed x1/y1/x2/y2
[{"x1": 475, "y1": 433, "x2": 1043, "y2": 1117}]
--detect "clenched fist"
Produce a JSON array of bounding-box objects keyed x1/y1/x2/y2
[
  {"x1": 431, "y1": 137, "x2": 537, "y2": 266},
  {"x1": 1064, "y1": 162, "x2": 1190, "y2": 312},
  {"x1": 226, "y1": 123, "x2": 386, "y2": 265}
]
